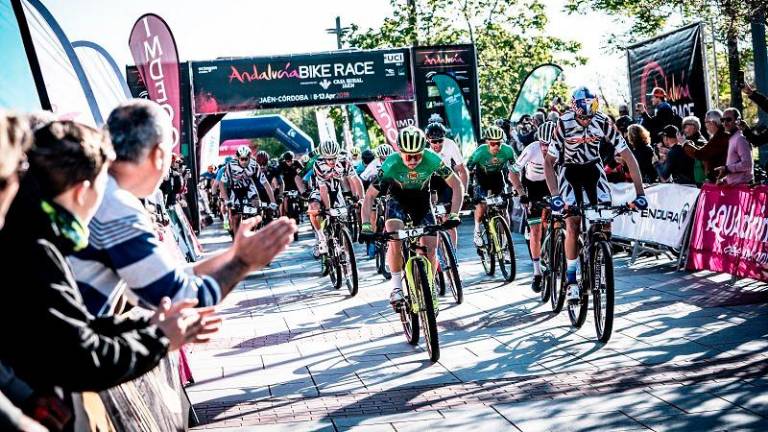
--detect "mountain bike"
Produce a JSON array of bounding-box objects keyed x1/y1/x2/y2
[
  {"x1": 283, "y1": 190, "x2": 303, "y2": 241},
  {"x1": 319, "y1": 205, "x2": 359, "y2": 296},
  {"x1": 476, "y1": 193, "x2": 517, "y2": 282},
  {"x1": 372, "y1": 223, "x2": 452, "y2": 362},
  {"x1": 344, "y1": 193, "x2": 362, "y2": 242},
  {"x1": 551, "y1": 203, "x2": 633, "y2": 342},
  {"x1": 373, "y1": 197, "x2": 391, "y2": 279}
]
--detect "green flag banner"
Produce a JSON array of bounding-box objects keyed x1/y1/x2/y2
[
  {"x1": 510, "y1": 64, "x2": 563, "y2": 123},
  {"x1": 348, "y1": 105, "x2": 371, "y2": 150},
  {"x1": 432, "y1": 74, "x2": 477, "y2": 157}
]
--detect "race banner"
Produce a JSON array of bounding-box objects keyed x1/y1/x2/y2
[
  {"x1": 432, "y1": 73, "x2": 478, "y2": 157},
  {"x1": 363, "y1": 101, "x2": 417, "y2": 148},
  {"x1": 412, "y1": 44, "x2": 480, "y2": 140},
  {"x1": 608, "y1": 183, "x2": 700, "y2": 249},
  {"x1": 348, "y1": 105, "x2": 371, "y2": 150},
  {"x1": 191, "y1": 48, "x2": 412, "y2": 114},
  {"x1": 687, "y1": 184, "x2": 768, "y2": 282},
  {"x1": 627, "y1": 22, "x2": 709, "y2": 122},
  {"x1": 129, "y1": 14, "x2": 182, "y2": 154},
  {"x1": 510, "y1": 64, "x2": 563, "y2": 123}
]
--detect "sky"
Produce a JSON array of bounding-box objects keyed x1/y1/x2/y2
[{"x1": 39, "y1": 0, "x2": 633, "y2": 105}]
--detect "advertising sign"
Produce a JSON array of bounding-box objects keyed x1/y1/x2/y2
[
  {"x1": 412, "y1": 44, "x2": 480, "y2": 140},
  {"x1": 687, "y1": 184, "x2": 768, "y2": 282},
  {"x1": 627, "y1": 23, "x2": 709, "y2": 121},
  {"x1": 191, "y1": 48, "x2": 412, "y2": 114}
]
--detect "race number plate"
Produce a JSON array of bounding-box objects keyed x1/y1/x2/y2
[
  {"x1": 242, "y1": 206, "x2": 258, "y2": 215},
  {"x1": 286, "y1": 191, "x2": 299, "y2": 198},
  {"x1": 485, "y1": 196, "x2": 503, "y2": 206},
  {"x1": 397, "y1": 227, "x2": 425, "y2": 239},
  {"x1": 329, "y1": 207, "x2": 348, "y2": 217},
  {"x1": 433, "y1": 204, "x2": 447, "y2": 216}
]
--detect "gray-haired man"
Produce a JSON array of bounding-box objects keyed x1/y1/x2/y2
[
  {"x1": 72, "y1": 99, "x2": 296, "y2": 315},
  {"x1": 683, "y1": 109, "x2": 729, "y2": 183}
]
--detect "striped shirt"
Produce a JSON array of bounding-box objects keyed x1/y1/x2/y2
[
  {"x1": 548, "y1": 111, "x2": 627, "y2": 165},
  {"x1": 71, "y1": 176, "x2": 221, "y2": 315}
]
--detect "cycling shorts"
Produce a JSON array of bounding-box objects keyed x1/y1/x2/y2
[
  {"x1": 523, "y1": 178, "x2": 549, "y2": 223},
  {"x1": 385, "y1": 196, "x2": 436, "y2": 231},
  {"x1": 559, "y1": 161, "x2": 611, "y2": 208}
]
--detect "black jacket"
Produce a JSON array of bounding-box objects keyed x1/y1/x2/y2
[
  {"x1": 0, "y1": 177, "x2": 169, "y2": 394},
  {"x1": 744, "y1": 92, "x2": 768, "y2": 147},
  {"x1": 631, "y1": 143, "x2": 658, "y2": 183}
]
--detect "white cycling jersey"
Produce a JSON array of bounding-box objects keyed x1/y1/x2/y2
[
  {"x1": 434, "y1": 138, "x2": 465, "y2": 168},
  {"x1": 360, "y1": 158, "x2": 383, "y2": 182},
  {"x1": 511, "y1": 141, "x2": 546, "y2": 182}
]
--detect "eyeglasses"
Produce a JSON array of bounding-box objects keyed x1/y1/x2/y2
[{"x1": 404, "y1": 153, "x2": 423, "y2": 162}]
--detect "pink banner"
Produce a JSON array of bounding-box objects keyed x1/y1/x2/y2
[
  {"x1": 366, "y1": 101, "x2": 416, "y2": 150},
  {"x1": 687, "y1": 183, "x2": 768, "y2": 281},
  {"x1": 129, "y1": 14, "x2": 182, "y2": 154}
]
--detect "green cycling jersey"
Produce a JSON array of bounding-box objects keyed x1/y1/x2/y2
[
  {"x1": 467, "y1": 144, "x2": 517, "y2": 175},
  {"x1": 373, "y1": 148, "x2": 453, "y2": 192}
]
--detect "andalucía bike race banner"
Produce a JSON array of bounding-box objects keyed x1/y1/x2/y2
[
  {"x1": 129, "y1": 14, "x2": 182, "y2": 154},
  {"x1": 191, "y1": 48, "x2": 412, "y2": 114},
  {"x1": 627, "y1": 22, "x2": 709, "y2": 122},
  {"x1": 687, "y1": 184, "x2": 768, "y2": 282},
  {"x1": 412, "y1": 44, "x2": 480, "y2": 141}
]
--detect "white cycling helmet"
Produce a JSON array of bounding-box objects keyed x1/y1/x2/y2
[
  {"x1": 397, "y1": 126, "x2": 427, "y2": 154},
  {"x1": 319, "y1": 140, "x2": 340, "y2": 157},
  {"x1": 375, "y1": 144, "x2": 394, "y2": 159},
  {"x1": 536, "y1": 121, "x2": 557, "y2": 143},
  {"x1": 236, "y1": 145, "x2": 251, "y2": 158}
]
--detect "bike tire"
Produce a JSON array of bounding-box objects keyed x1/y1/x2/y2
[
  {"x1": 413, "y1": 259, "x2": 440, "y2": 362},
  {"x1": 439, "y1": 231, "x2": 463, "y2": 304},
  {"x1": 494, "y1": 217, "x2": 517, "y2": 282},
  {"x1": 377, "y1": 241, "x2": 392, "y2": 280},
  {"x1": 550, "y1": 232, "x2": 566, "y2": 313},
  {"x1": 436, "y1": 268, "x2": 446, "y2": 297},
  {"x1": 400, "y1": 272, "x2": 419, "y2": 345},
  {"x1": 339, "y1": 228, "x2": 359, "y2": 296},
  {"x1": 593, "y1": 240, "x2": 615, "y2": 343},
  {"x1": 567, "y1": 252, "x2": 589, "y2": 328},
  {"x1": 478, "y1": 221, "x2": 495, "y2": 276},
  {"x1": 327, "y1": 235, "x2": 342, "y2": 289},
  {"x1": 540, "y1": 229, "x2": 552, "y2": 303}
]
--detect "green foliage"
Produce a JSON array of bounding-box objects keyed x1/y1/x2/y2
[{"x1": 345, "y1": 0, "x2": 584, "y2": 126}]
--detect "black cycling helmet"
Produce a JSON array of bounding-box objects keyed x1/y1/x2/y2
[
  {"x1": 282, "y1": 151, "x2": 294, "y2": 161},
  {"x1": 425, "y1": 122, "x2": 446, "y2": 140},
  {"x1": 361, "y1": 148, "x2": 375, "y2": 165},
  {"x1": 615, "y1": 115, "x2": 632, "y2": 133}
]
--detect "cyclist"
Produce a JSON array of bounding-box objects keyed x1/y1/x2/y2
[
  {"x1": 278, "y1": 151, "x2": 306, "y2": 216},
  {"x1": 543, "y1": 86, "x2": 648, "y2": 304},
  {"x1": 307, "y1": 140, "x2": 364, "y2": 254},
  {"x1": 359, "y1": 149, "x2": 376, "y2": 187},
  {"x1": 467, "y1": 125, "x2": 517, "y2": 247},
  {"x1": 267, "y1": 157, "x2": 283, "y2": 198},
  {"x1": 426, "y1": 121, "x2": 469, "y2": 248},
  {"x1": 360, "y1": 144, "x2": 394, "y2": 185},
  {"x1": 350, "y1": 146, "x2": 364, "y2": 174},
  {"x1": 360, "y1": 127, "x2": 464, "y2": 309},
  {"x1": 510, "y1": 121, "x2": 556, "y2": 292},
  {"x1": 219, "y1": 145, "x2": 276, "y2": 234}
]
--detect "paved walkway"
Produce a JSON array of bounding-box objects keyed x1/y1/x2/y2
[{"x1": 188, "y1": 221, "x2": 768, "y2": 431}]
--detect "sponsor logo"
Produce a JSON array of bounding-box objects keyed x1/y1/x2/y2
[
  {"x1": 384, "y1": 52, "x2": 404, "y2": 64},
  {"x1": 421, "y1": 52, "x2": 466, "y2": 66},
  {"x1": 408, "y1": 171, "x2": 419, "y2": 180},
  {"x1": 319, "y1": 79, "x2": 332, "y2": 89},
  {"x1": 704, "y1": 202, "x2": 768, "y2": 243},
  {"x1": 197, "y1": 66, "x2": 218, "y2": 74}
]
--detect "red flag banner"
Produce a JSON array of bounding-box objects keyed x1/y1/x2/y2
[{"x1": 129, "y1": 14, "x2": 182, "y2": 154}]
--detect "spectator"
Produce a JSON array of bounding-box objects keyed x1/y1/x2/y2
[
  {"x1": 714, "y1": 108, "x2": 754, "y2": 185},
  {"x1": 604, "y1": 154, "x2": 631, "y2": 183},
  {"x1": 740, "y1": 83, "x2": 768, "y2": 147},
  {"x1": 546, "y1": 111, "x2": 559, "y2": 123},
  {"x1": 679, "y1": 116, "x2": 708, "y2": 184},
  {"x1": 683, "y1": 109, "x2": 730, "y2": 183},
  {"x1": 72, "y1": 99, "x2": 296, "y2": 316},
  {"x1": 638, "y1": 87, "x2": 680, "y2": 143},
  {"x1": 618, "y1": 103, "x2": 630, "y2": 117},
  {"x1": 0, "y1": 113, "x2": 47, "y2": 432},
  {"x1": 0, "y1": 121, "x2": 220, "y2": 430},
  {"x1": 616, "y1": 115, "x2": 633, "y2": 137},
  {"x1": 626, "y1": 124, "x2": 658, "y2": 183},
  {"x1": 654, "y1": 125, "x2": 695, "y2": 184}
]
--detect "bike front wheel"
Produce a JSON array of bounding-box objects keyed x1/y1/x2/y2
[
  {"x1": 400, "y1": 273, "x2": 419, "y2": 345},
  {"x1": 550, "y1": 232, "x2": 566, "y2": 313},
  {"x1": 339, "y1": 228, "x2": 359, "y2": 296},
  {"x1": 592, "y1": 240, "x2": 615, "y2": 343},
  {"x1": 412, "y1": 258, "x2": 440, "y2": 362},
  {"x1": 494, "y1": 217, "x2": 517, "y2": 282},
  {"x1": 567, "y1": 252, "x2": 589, "y2": 328},
  {"x1": 478, "y1": 222, "x2": 495, "y2": 276}
]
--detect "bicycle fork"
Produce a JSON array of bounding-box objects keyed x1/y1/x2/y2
[{"x1": 404, "y1": 255, "x2": 438, "y2": 314}]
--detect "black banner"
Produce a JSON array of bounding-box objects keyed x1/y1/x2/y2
[
  {"x1": 627, "y1": 23, "x2": 709, "y2": 122},
  {"x1": 190, "y1": 48, "x2": 412, "y2": 114},
  {"x1": 412, "y1": 44, "x2": 480, "y2": 139}
]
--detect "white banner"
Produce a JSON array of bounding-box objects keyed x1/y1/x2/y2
[
  {"x1": 315, "y1": 108, "x2": 338, "y2": 146},
  {"x1": 608, "y1": 183, "x2": 701, "y2": 249},
  {"x1": 198, "y1": 121, "x2": 221, "y2": 174}
]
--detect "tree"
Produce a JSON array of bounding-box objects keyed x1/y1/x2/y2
[
  {"x1": 345, "y1": 0, "x2": 585, "y2": 126},
  {"x1": 565, "y1": 0, "x2": 764, "y2": 113}
]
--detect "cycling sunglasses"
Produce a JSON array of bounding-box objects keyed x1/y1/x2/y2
[
  {"x1": 403, "y1": 153, "x2": 423, "y2": 162},
  {"x1": 429, "y1": 138, "x2": 444, "y2": 144},
  {"x1": 487, "y1": 140, "x2": 501, "y2": 147}
]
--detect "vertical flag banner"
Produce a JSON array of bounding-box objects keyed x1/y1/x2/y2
[
  {"x1": 627, "y1": 23, "x2": 709, "y2": 122},
  {"x1": 366, "y1": 102, "x2": 399, "y2": 148},
  {"x1": 509, "y1": 64, "x2": 563, "y2": 123},
  {"x1": 129, "y1": 14, "x2": 182, "y2": 154},
  {"x1": 432, "y1": 74, "x2": 477, "y2": 156},
  {"x1": 348, "y1": 105, "x2": 371, "y2": 150},
  {"x1": 316, "y1": 108, "x2": 337, "y2": 146},
  {"x1": 0, "y1": 0, "x2": 41, "y2": 111}
]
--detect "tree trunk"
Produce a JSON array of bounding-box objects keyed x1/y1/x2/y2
[{"x1": 726, "y1": 28, "x2": 743, "y2": 112}]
